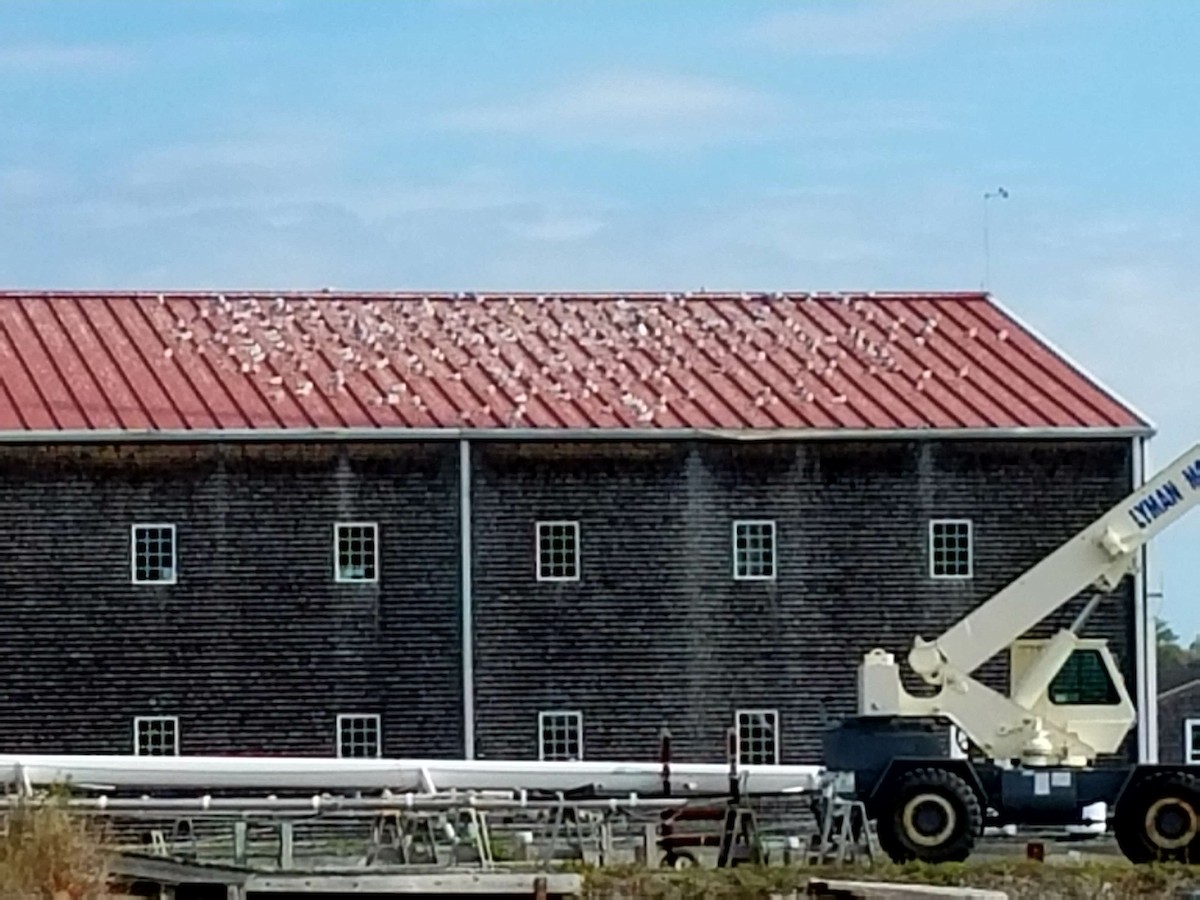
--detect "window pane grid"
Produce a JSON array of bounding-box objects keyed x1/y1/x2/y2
[
  {"x1": 132, "y1": 525, "x2": 176, "y2": 584},
  {"x1": 733, "y1": 520, "x2": 776, "y2": 580},
  {"x1": 736, "y1": 709, "x2": 778, "y2": 765},
  {"x1": 930, "y1": 519, "x2": 972, "y2": 578},
  {"x1": 539, "y1": 711, "x2": 582, "y2": 760},
  {"x1": 335, "y1": 523, "x2": 378, "y2": 582},
  {"x1": 337, "y1": 714, "x2": 381, "y2": 758},
  {"x1": 537, "y1": 522, "x2": 579, "y2": 581},
  {"x1": 135, "y1": 716, "x2": 178, "y2": 756}
]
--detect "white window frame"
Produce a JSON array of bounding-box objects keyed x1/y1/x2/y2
[
  {"x1": 929, "y1": 518, "x2": 974, "y2": 580},
  {"x1": 133, "y1": 715, "x2": 180, "y2": 756},
  {"x1": 333, "y1": 522, "x2": 380, "y2": 584},
  {"x1": 535, "y1": 520, "x2": 581, "y2": 583},
  {"x1": 538, "y1": 709, "x2": 584, "y2": 761},
  {"x1": 130, "y1": 523, "x2": 178, "y2": 585},
  {"x1": 732, "y1": 519, "x2": 777, "y2": 581},
  {"x1": 1186, "y1": 718, "x2": 1200, "y2": 765},
  {"x1": 735, "y1": 708, "x2": 780, "y2": 765},
  {"x1": 336, "y1": 713, "x2": 382, "y2": 758}
]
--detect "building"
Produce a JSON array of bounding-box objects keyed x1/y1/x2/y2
[
  {"x1": 1158, "y1": 678, "x2": 1200, "y2": 765},
  {"x1": 0, "y1": 290, "x2": 1155, "y2": 766}
]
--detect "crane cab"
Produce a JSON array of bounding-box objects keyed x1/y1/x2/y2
[{"x1": 1009, "y1": 637, "x2": 1136, "y2": 757}]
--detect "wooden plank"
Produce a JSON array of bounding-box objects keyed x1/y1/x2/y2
[{"x1": 245, "y1": 870, "x2": 582, "y2": 895}]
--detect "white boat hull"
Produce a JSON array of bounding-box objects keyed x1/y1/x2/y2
[{"x1": 0, "y1": 754, "x2": 822, "y2": 796}]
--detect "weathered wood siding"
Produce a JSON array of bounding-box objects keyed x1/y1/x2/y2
[
  {"x1": 0, "y1": 437, "x2": 1135, "y2": 765},
  {"x1": 469, "y1": 438, "x2": 1136, "y2": 764},
  {"x1": 0, "y1": 441, "x2": 462, "y2": 756}
]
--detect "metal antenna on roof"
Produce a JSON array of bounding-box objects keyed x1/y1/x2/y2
[{"x1": 982, "y1": 187, "x2": 1009, "y2": 292}]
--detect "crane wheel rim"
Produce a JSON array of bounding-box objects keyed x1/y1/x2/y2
[
  {"x1": 902, "y1": 792, "x2": 956, "y2": 847},
  {"x1": 1144, "y1": 796, "x2": 1199, "y2": 850}
]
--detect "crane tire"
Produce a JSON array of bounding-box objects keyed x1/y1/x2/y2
[
  {"x1": 876, "y1": 767, "x2": 982, "y2": 864},
  {"x1": 1115, "y1": 771, "x2": 1200, "y2": 864}
]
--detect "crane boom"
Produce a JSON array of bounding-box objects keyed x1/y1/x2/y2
[{"x1": 908, "y1": 442, "x2": 1200, "y2": 682}]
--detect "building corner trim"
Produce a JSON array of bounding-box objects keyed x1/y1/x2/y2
[
  {"x1": 1133, "y1": 434, "x2": 1156, "y2": 763},
  {"x1": 1140, "y1": 435, "x2": 1159, "y2": 762},
  {"x1": 460, "y1": 438, "x2": 475, "y2": 759}
]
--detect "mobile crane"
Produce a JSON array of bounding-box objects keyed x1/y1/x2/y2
[{"x1": 823, "y1": 441, "x2": 1200, "y2": 864}]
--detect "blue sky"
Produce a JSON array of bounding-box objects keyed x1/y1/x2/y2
[{"x1": 2, "y1": 0, "x2": 1199, "y2": 637}]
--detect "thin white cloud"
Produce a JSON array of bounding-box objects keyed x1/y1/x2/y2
[
  {"x1": 438, "y1": 68, "x2": 955, "y2": 150},
  {"x1": 741, "y1": 0, "x2": 1035, "y2": 55},
  {"x1": 505, "y1": 215, "x2": 606, "y2": 243},
  {"x1": 46, "y1": 140, "x2": 616, "y2": 239},
  {"x1": 0, "y1": 166, "x2": 62, "y2": 202},
  {"x1": 437, "y1": 69, "x2": 778, "y2": 148},
  {"x1": 0, "y1": 42, "x2": 133, "y2": 73},
  {"x1": 121, "y1": 137, "x2": 340, "y2": 191}
]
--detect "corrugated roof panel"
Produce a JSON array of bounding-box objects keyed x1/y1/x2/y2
[
  {"x1": 788, "y1": 297, "x2": 930, "y2": 428},
  {"x1": 887, "y1": 296, "x2": 1032, "y2": 428},
  {"x1": 0, "y1": 298, "x2": 86, "y2": 430},
  {"x1": 967, "y1": 299, "x2": 1136, "y2": 428},
  {"x1": 0, "y1": 291, "x2": 1148, "y2": 436},
  {"x1": 107, "y1": 297, "x2": 230, "y2": 430},
  {"x1": 812, "y1": 298, "x2": 935, "y2": 430},
  {"x1": 50, "y1": 298, "x2": 148, "y2": 430}
]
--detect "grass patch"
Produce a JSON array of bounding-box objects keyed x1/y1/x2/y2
[
  {"x1": 578, "y1": 860, "x2": 1200, "y2": 899},
  {"x1": 0, "y1": 797, "x2": 112, "y2": 899}
]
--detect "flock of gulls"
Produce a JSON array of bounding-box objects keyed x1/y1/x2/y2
[{"x1": 150, "y1": 291, "x2": 1006, "y2": 426}]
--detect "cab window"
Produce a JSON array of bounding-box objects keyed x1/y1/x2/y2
[{"x1": 1049, "y1": 649, "x2": 1121, "y2": 705}]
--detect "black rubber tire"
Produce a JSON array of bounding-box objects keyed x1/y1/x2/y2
[
  {"x1": 875, "y1": 767, "x2": 983, "y2": 864},
  {"x1": 1114, "y1": 771, "x2": 1200, "y2": 864}
]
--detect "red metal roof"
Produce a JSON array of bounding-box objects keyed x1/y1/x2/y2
[{"x1": 0, "y1": 291, "x2": 1146, "y2": 435}]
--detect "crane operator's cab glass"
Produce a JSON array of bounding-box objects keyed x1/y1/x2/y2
[{"x1": 1048, "y1": 648, "x2": 1122, "y2": 706}]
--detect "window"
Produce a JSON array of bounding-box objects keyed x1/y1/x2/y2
[
  {"x1": 131, "y1": 524, "x2": 177, "y2": 584},
  {"x1": 337, "y1": 714, "x2": 381, "y2": 758},
  {"x1": 929, "y1": 519, "x2": 972, "y2": 579},
  {"x1": 736, "y1": 709, "x2": 779, "y2": 765},
  {"x1": 134, "y1": 716, "x2": 179, "y2": 756},
  {"x1": 1186, "y1": 719, "x2": 1200, "y2": 765},
  {"x1": 1048, "y1": 649, "x2": 1121, "y2": 705},
  {"x1": 538, "y1": 710, "x2": 583, "y2": 761},
  {"x1": 334, "y1": 523, "x2": 379, "y2": 583},
  {"x1": 536, "y1": 521, "x2": 580, "y2": 582},
  {"x1": 733, "y1": 520, "x2": 776, "y2": 580}
]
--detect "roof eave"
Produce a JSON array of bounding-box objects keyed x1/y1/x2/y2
[
  {"x1": 1158, "y1": 677, "x2": 1200, "y2": 702},
  {"x1": 0, "y1": 425, "x2": 1155, "y2": 444}
]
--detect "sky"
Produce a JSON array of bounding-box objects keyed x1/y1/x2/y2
[{"x1": 1, "y1": 0, "x2": 1198, "y2": 636}]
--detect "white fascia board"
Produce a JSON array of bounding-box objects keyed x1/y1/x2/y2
[{"x1": 0, "y1": 425, "x2": 1153, "y2": 444}]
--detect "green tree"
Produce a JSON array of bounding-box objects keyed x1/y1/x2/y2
[
  {"x1": 1158, "y1": 617, "x2": 1200, "y2": 692},
  {"x1": 1159, "y1": 617, "x2": 1183, "y2": 659}
]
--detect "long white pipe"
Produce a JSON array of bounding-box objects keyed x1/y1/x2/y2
[
  {"x1": 0, "y1": 754, "x2": 822, "y2": 796},
  {"x1": 5, "y1": 795, "x2": 701, "y2": 814}
]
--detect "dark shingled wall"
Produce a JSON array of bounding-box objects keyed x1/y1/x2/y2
[
  {"x1": 469, "y1": 438, "x2": 1136, "y2": 765},
  {"x1": 0, "y1": 436, "x2": 1137, "y2": 764},
  {"x1": 0, "y1": 441, "x2": 462, "y2": 757},
  {"x1": 1158, "y1": 682, "x2": 1200, "y2": 765}
]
